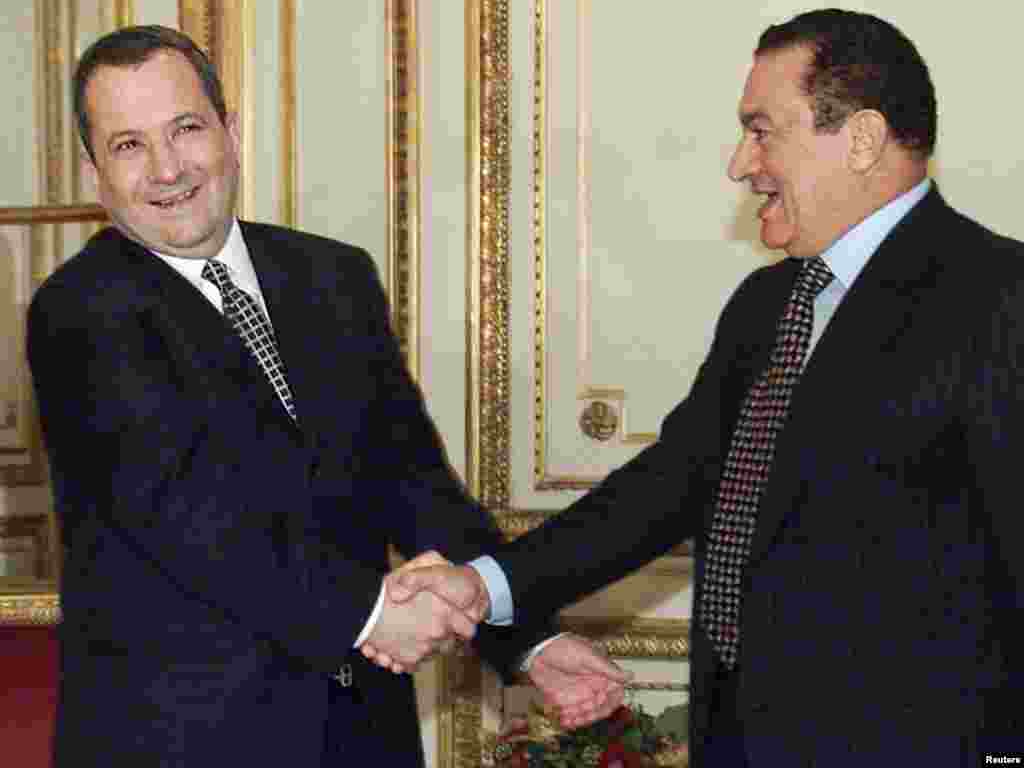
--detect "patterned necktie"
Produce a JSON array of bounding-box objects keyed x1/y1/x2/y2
[
  {"x1": 201, "y1": 259, "x2": 298, "y2": 423},
  {"x1": 699, "y1": 256, "x2": 833, "y2": 669}
]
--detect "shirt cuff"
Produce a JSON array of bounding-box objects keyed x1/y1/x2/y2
[
  {"x1": 519, "y1": 632, "x2": 568, "y2": 672},
  {"x1": 353, "y1": 581, "x2": 387, "y2": 648},
  {"x1": 467, "y1": 555, "x2": 513, "y2": 625}
]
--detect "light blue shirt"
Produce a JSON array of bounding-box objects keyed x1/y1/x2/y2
[{"x1": 471, "y1": 178, "x2": 933, "y2": 625}]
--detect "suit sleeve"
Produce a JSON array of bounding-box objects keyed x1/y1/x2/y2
[{"x1": 486, "y1": 268, "x2": 770, "y2": 627}]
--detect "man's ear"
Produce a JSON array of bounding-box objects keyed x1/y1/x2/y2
[{"x1": 846, "y1": 109, "x2": 888, "y2": 173}]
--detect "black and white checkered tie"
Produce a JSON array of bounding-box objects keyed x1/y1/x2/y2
[
  {"x1": 698, "y1": 256, "x2": 833, "y2": 669},
  {"x1": 201, "y1": 259, "x2": 298, "y2": 422}
]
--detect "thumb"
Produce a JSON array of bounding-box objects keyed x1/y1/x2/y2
[{"x1": 386, "y1": 569, "x2": 429, "y2": 603}]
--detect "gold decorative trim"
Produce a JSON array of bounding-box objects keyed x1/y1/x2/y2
[
  {"x1": 0, "y1": 590, "x2": 61, "y2": 627},
  {"x1": 44, "y1": 0, "x2": 65, "y2": 264},
  {"x1": 465, "y1": 0, "x2": 511, "y2": 508},
  {"x1": 199, "y1": 0, "x2": 252, "y2": 220},
  {"x1": 560, "y1": 618, "x2": 691, "y2": 660},
  {"x1": 179, "y1": 0, "x2": 214, "y2": 56},
  {"x1": 531, "y1": 0, "x2": 547, "y2": 487},
  {"x1": 279, "y1": 0, "x2": 296, "y2": 229},
  {"x1": 449, "y1": 2, "x2": 512, "y2": 764},
  {"x1": 626, "y1": 681, "x2": 689, "y2": 693},
  {"x1": 386, "y1": 0, "x2": 421, "y2": 374},
  {"x1": 113, "y1": 0, "x2": 134, "y2": 28}
]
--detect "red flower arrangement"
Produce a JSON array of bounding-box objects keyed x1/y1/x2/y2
[{"x1": 488, "y1": 700, "x2": 688, "y2": 768}]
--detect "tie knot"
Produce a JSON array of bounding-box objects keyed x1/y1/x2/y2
[
  {"x1": 201, "y1": 259, "x2": 232, "y2": 293},
  {"x1": 796, "y1": 256, "x2": 834, "y2": 299}
]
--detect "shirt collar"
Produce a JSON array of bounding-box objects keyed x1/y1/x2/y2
[
  {"x1": 152, "y1": 219, "x2": 260, "y2": 296},
  {"x1": 820, "y1": 178, "x2": 931, "y2": 290}
]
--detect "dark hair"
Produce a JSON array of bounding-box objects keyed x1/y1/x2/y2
[
  {"x1": 757, "y1": 9, "x2": 936, "y2": 158},
  {"x1": 73, "y1": 25, "x2": 227, "y2": 161}
]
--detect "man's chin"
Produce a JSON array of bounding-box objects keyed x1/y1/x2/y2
[
  {"x1": 127, "y1": 222, "x2": 229, "y2": 260},
  {"x1": 758, "y1": 224, "x2": 794, "y2": 253}
]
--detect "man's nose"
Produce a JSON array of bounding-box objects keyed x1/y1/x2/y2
[
  {"x1": 148, "y1": 139, "x2": 184, "y2": 184},
  {"x1": 727, "y1": 137, "x2": 754, "y2": 182}
]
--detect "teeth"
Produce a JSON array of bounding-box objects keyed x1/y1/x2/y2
[{"x1": 153, "y1": 188, "x2": 196, "y2": 207}]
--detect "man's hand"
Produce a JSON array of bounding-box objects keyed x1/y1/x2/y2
[
  {"x1": 361, "y1": 550, "x2": 489, "y2": 673},
  {"x1": 528, "y1": 634, "x2": 632, "y2": 729},
  {"x1": 360, "y1": 571, "x2": 478, "y2": 674},
  {"x1": 388, "y1": 561, "x2": 491, "y2": 623}
]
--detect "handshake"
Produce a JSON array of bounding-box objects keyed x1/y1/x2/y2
[{"x1": 358, "y1": 551, "x2": 632, "y2": 729}]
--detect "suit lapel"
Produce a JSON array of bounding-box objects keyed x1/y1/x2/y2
[
  {"x1": 115, "y1": 230, "x2": 295, "y2": 430},
  {"x1": 747, "y1": 187, "x2": 949, "y2": 564}
]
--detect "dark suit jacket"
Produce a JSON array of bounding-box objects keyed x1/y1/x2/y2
[
  {"x1": 27, "y1": 222, "x2": 547, "y2": 767},
  {"x1": 492, "y1": 187, "x2": 1024, "y2": 766}
]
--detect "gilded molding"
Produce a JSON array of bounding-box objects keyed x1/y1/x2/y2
[
  {"x1": 531, "y1": 0, "x2": 547, "y2": 486},
  {"x1": 279, "y1": 0, "x2": 296, "y2": 229},
  {"x1": 560, "y1": 618, "x2": 691, "y2": 660},
  {"x1": 449, "y1": 1, "x2": 512, "y2": 763},
  {"x1": 113, "y1": 0, "x2": 134, "y2": 28},
  {"x1": 386, "y1": 0, "x2": 421, "y2": 373},
  {"x1": 467, "y1": 0, "x2": 512, "y2": 510},
  {"x1": 579, "y1": 399, "x2": 618, "y2": 441},
  {"x1": 179, "y1": 0, "x2": 214, "y2": 57},
  {"x1": 0, "y1": 591, "x2": 61, "y2": 627}
]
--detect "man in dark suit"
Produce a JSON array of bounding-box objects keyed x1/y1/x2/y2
[
  {"x1": 388, "y1": 10, "x2": 1024, "y2": 766},
  {"x1": 27, "y1": 25, "x2": 625, "y2": 767}
]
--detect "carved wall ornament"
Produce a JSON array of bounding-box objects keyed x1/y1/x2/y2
[{"x1": 579, "y1": 399, "x2": 619, "y2": 442}]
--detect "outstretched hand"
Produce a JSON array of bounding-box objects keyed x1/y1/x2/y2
[{"x1": 528, "y1": 634, "x2": 632, "y2": 729}]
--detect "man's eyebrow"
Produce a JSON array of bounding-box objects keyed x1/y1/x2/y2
[{"x1": 171, "y1": 112, "x2": 207, "y2": 125}]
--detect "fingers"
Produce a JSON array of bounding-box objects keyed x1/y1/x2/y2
[
  {"x1": 385, "y1": 551, "x2": 451, "y2": 604},
  {"x1": 385, "y1": 565, "x2": 449, "y2": 604},
  {"x1": 556, "y1": 683, "x2": 624, "y2": 728},
  {"x1": 445, "y1": 604, "x2": 478, "y2": 640},
  {"x1": 389, "y1": 565, "x2": 488, "y2": 617}
]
